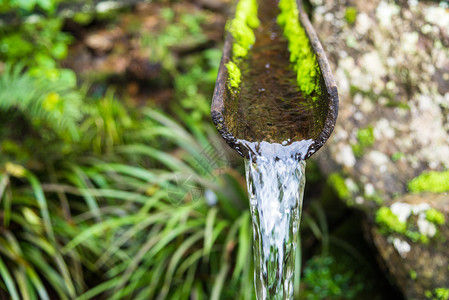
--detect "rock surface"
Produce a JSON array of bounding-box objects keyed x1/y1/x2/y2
[
  {"x1": 310, "y1": 0, "x2": 449, "y2": 298},
  {"x1": 372, "y1": 194, "x2": 449, "y2": 299}
]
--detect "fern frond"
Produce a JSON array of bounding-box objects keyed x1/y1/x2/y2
[{"x1": 0, "y1": 63, "x2": 83, "y2": 140}]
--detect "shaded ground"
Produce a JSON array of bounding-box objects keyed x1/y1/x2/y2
[{"x1": 63, "y1": 1, "x2": 226, "y2": 106}]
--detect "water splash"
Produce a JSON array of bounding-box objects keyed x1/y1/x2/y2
[{"x1": 245, "y1": 155, "x2": 306, "y2": 299}]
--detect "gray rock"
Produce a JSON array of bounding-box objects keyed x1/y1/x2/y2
[
  {"x1": 372, "y1": 194, "x2": 449, "y2": 299},
  {"x1": 311, "y1": 0, "x2": 449, "y2": 298}
]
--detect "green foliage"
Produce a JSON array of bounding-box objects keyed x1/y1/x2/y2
[
  {"x1": 392, "y1": 151, "x2": 405, "y2": 162},
  {"x1": 426, "y1": 208, "x2": 445, "y2": 225},
  {"x1": 0, "y1": 17, "x2": 72, "y2": 66},
  {"x1": 142, "y1": 8, "x2": 207, "y2": 76},
  {"x1": 0, "y1": 64, "x2": 82, "y2": 141},
  {"x1": 408, "y1": 170, "x2": 449, "y2": 193},
  {"x1": 427, "y1": 288, "x2": 449, "y2": 300},
  {"x1": 301, "y1": 256, "x2": 364, "y2": 299},
  {"x1": 0, "y1": 96, "x2": 255, "y2": 299},
  {"x1": 357, "y1": 127, "x2": 375, "y2": 148},
  {"x1": 376, "y1": 206, "x2": 437, "y2": 243},
  {"x1": 140, "y1": 8, "x2": 218, "y2": 125},
  {"x1": 352, "y1": 126, "x2": 375, "y2": 157},
  {"x1": 351, "y1": 143, "x2": 364, "y2": 158},
  {"x1": 345, "y1": 7, "x2": 357, "y2": 25},
  {"x1": 79, "y1": 90, "x2": 134, "y2": 154},
  {"x1": 278, "y1": 0, "x2": 321, "y2": 97},
  {"x1": 327, "y1": 173, "x2": 350, "y2": 201},
  {"x1": 376, "y1": 207, "x2": 406, "y2": 234},
  {"x1": 0, "y1": 0, "x2": 58, "y2": 13},
  {"x1": 434, "y1": 288, "x2": 449, "y2": 300},
  {"x1": 0, "y1": 2, "x2": 393, "y2": 299},
  {"x1": 0, "y1": 7, "x2": 255, "y2": 297},
  {"x1": 410, "y1": 269, "x2": 417, "y2": 280},
  {"x1": 174, "y1": 48, "x2": 221, "y2": 124}
]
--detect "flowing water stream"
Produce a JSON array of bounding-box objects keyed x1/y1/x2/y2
[
  {"x1": 244, "y1": 143, "x2": 308, "y2": 299},
  {"x1": 212, "y1": 0, "x2": 337, "y2": 297},
  {"x1": 231, "y1": 0, "x2": 316, "y2": 298}
]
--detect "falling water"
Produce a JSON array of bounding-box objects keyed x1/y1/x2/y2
[{"x1": 245, "y1": 146, "x2": 306, "y2": 300}]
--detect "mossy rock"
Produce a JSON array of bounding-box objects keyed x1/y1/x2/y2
[
  {"x1": 372, "y1": 194, "x2": 449, "y2": 299},
  {"x1": 310, "y1": 0, "x2": 449, "y2": 298}
]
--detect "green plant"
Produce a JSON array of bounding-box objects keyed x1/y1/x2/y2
[
  {"x1": 62, "y1": 109, "x2": 254, "y2": 299},
  {"x1": 301, "y1": 256, "x2": 363, "y2": 299},
  {"x1": 408, "y1": 170, "x2": 449, "y2": 193},
  {"x1": 141, "y1": 8, "x2": 208, "y2": 77},
  {"x1": 352, "y1": 126, "x2": 375, "y2": 157},
  {"x1": 174, "y1": 48, "x2": 222, "y2": 124},
  {"x1": 0, "y1": 0, "x2": 58, "y2": 13},
  {"x1": 0, "y1": 63, "x2": 82, "y2": 141},
  {"x1": 299, "y1": 202, "x2": 368, "y2": 299},
  {"x1": 0, "y1": 81, "x2": 255, "y2": 299},
  {"x1": 327, "y1": 173, "x2": 350, "y2": 201},
  {"x1": 357, "y1": 127, "x2": 375, "y2": 148},
  {"x1": 345, "y1": 7, "x2": 357, "y2": 25},
  {"x1": 426, "y1": 208, "x2": 445, "y2": 225},
  {"x1": 376, "y1": 206, "x2": 406, "y2": 234},
  {"x1": 0, "y1": 17, "x2": 72, "y2": 67}
]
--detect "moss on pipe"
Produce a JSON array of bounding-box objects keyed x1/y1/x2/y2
[
  {"x1": 226, "y1": 0, "x2": 259, "y2": 90},
  {"x1": 225, "y1": 61, "x2": 241, "y2": 89},
  {"x1": 277, "y1": 0, "x2": 321, "y2": 97}
]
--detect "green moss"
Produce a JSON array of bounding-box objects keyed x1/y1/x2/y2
[
  {"x1": 328, "y1": 173, "x2": 350, "y2": 200},
  {"x1": 225, "y1": 61, "x2": 241, "y2": 89},
  {"x1": 408, "y1": 170, "x2": 449, "y2": 193},
  {"x1": 391, "y1": 152, "x2": 405, "y2": 162},
  {"x1": 226, "y1": 0, "x2": 260, "y2": 90},
  {"x1": 228, "y1": 0, "x2": 260, "y2": 55},
  {"x1": 357, "y1": 127, "x2": 375, "y2": 148},
  {"x1": 376, "y1": 207, "x2": 406, "y2": 234},
  {"x1": 409, "y1": 270, "x2": 417, "y2": 280},
  {"x1": 73, "y1": 12, "x2": 94, "y2": 25},
  {"x1": 351, "y1": 127, "x2": 374, "y2": 158},
  {"x1": 345, "y1": 7, "x2": 357, "y2": 25},
  {"x1": 375, "y1": 206, "x2": 437, "y2": 243},
  {"x1": 426, "y1": 208, "x2": 445, "y2": 225},
  {"x1": 434, "y1": 288, "x2": 449, "y2": 300},
  {"x1": 277, "y1": 0, "x2": 321, "y2": 97},
  {"x1": 351, "y1": 143, "x2": 364, "y2": 158},
  {"x1": 366, "y1": 193, "x2": 384, "y2": 205},
  {"x1": 425, "y1": 288, "x2": 449, "y2": 300}
]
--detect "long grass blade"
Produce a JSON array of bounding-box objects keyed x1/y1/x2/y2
[
  {"x1": 204, "y1": 207, "x2": 218, "y2": 258},
  {"x1": 63, "y1": 215, "x2": 144, "y2": 252},
  {"x1": 25, "y1": 172, "x2": 54, "y2": 241},
  {"x1": 13, "y1": 268, "x2": 33, "y2": 300},
  {"x1": 211, "y1": 263, "x2": 229, "y2": 300},
  {"x1": 232, "y1": 211, "x2": 250, "y2": 280},
  {"x1": 26, "y1": 266, "x2": 50, "y2": 300},
  {"x1": 75, "y1": 277, "x2": 121, "y2": 300},
  {"x1": 159, "y1": 230, "x2": 204, "y2": 299},
  {"x1": 0, "y1": 256, "x2": 20, "y2": 300}
]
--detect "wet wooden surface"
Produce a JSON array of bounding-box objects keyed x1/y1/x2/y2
[{"x1": 211, "y1": 0, "x2": 339, "y2": 159}]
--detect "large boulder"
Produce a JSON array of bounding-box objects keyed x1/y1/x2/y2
[{"x1": 310, "y1": 0, "x2": 449, "y2": 298}]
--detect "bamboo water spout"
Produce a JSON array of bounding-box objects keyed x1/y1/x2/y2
[
  {"x1": 211, "y1": 0, "x2": 339, "y2": 298},
  {"x1": 211, "y1": 0, "x2": 338, "y2": 160}
]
